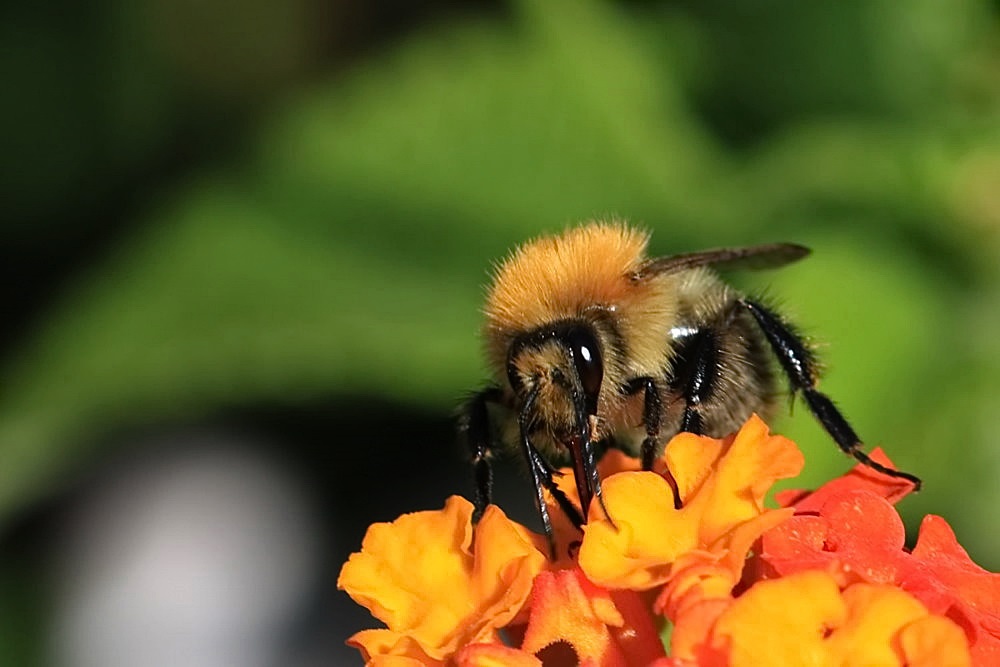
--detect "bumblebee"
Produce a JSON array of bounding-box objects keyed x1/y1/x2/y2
[{"x1": 461, "y1": 222, "x2": 919, "y2": 542}]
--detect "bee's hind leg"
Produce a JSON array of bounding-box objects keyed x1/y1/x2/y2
[{"x1": 739, "y1": 298, "x2": 922, "y2": 490}]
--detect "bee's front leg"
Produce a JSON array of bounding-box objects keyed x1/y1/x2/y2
[{"x1": 460, "y1": 386, "x2": 504, "y2": 522}]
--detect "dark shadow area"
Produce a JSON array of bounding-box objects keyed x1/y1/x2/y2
[{"x1": 0, "y1": 394, "x2": 538, "y2": 665}]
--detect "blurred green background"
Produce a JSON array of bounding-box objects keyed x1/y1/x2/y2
[{"x1": 2, "y1": 0, "x2": 999, "y2": 663}]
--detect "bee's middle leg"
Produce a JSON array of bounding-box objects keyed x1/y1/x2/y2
[{"x1": 622, "y1": 376, "x2": 681, "y2": 509}]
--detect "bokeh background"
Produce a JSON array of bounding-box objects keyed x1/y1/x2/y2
[{"x1": 2, "y1": 0, "x2": 1000, "y2": 664}]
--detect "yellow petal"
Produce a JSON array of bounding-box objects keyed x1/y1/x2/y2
[
  {"x1": 579, "y1": 416, "x2": 802, "y2": 591},
  {"x1": 709, "y1": 570, "x2": 846, "y2": 665},
  {"x1": 690, "y1": 571, "x2": 973, "y2": 667},
  {"x1": 579, "y1": 471, "x2": 691, "y2": 589},
  {"x1": 347, "y1": 630, "x2": 446, "y2": 667},
  {"x1": 455, "y1": 644, "x2": 542, "y2": 667},
  {"x1": 824, "y1": 583, "x2": 929, "y2": 665},
  {"x1": 338, "y1": 496, "x2": 475, "y2": 638},
  {"x1": 673, "y1": 414, "x2": 803, "y2": 546},
  {"x1": 897, "y1": 616, "x2": 972, "y2": 667},
  {"x1": 339, "y1": 496, "x2": 546, "y2": 660}
]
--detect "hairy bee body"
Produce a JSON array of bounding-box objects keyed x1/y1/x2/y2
[
  {"x1": 483, "y1": 223, "x2": 773, "y2": 462},
  {"x1": 464, "y1": 221, "x2": 918, "y2": 545}
]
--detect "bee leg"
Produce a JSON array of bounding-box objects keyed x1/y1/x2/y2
[
  {"x1": 521, "y1": 431, "x2": 582, "y2": 529},
  {"x1": 462, "y1": 386, "x2": 504, "y2": 522},
  {"x1": 624, "y1": 377, "x2": 681, "y2": 509},
  {"x1": 519, "y1": 387, "x2": 584, "y2": 558},
  {"x1": 526, "y1": 443, "x2": 585, "y2": 529},
  {"x1": 739, "y1": 299, "x2": 922, "y2": 490},
  {"x1": 662, "y1": 329, "x2": 733, "y2": 508},
  {"x1": 668, "y1": 329, "x2": 720, "y2": 440}
]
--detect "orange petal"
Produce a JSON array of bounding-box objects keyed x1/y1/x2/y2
[
  {"x1": 520, "y1": 568, "x2": 666, "y2": 666},
  {"x1": 761, "y1": 482, "x2": 1000, "y2": 662},
  {"x1": 649, "y1": 659, "x2": 698, "y2": 667},
  {"x1": 760, "y1": 489, "x2": 905, "y2": 587},
  {"x1": 653, "y1": 509, "x2": 792, "y2": 637},
  {"x1": 775, "y1": 447, "x2": 916, "y2": 509},
  {"x1": 687, "y1": 571, "x2": 972, "y2": 666},
  {"x1": 347, "y1": 630, "x2": 446, "y2": 666},
  {"x1": 668, "y1": 596, "x2": 730, "y2": 663},
  {"x1": 456, "y1": 644, "x2": 542, "y2": 667},
  {"x1": 366, "y1": 658, "x2": 438, "y2": 667},
  {"x1": 578, "y1": 471, "x2": 689, "y2": 589},
  {"x1": 338, "y1": 496, "x2": 546, "y2": 661},
  {"x1": 707, "y1": 571, "x2": 847, "y2": 665},
  {"x1": 607, "y1": 588, "x2": 669, "y2": 665},
  {"x1": 909, "y1": 515, "x2": 1000, "y2": 664},
  {"x1": 897, "y1": 615, "x2": 972, "y2": 667},
  {"x1": 579, "y1": 415, "x2": 802, "y2": 591},
  {"x1": 521, "y1": 569, "x2": 627, "y2": 667}
]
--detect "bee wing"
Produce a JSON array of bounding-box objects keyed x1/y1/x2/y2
[{"x1": 631, "y1": 243, "x2": 810, "y2": 280}]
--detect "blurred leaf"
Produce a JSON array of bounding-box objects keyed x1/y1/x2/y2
[
  {"x1": 0, "y1": 183, "x2": 485, "y2": 513},
  {"x1": 255, "y1": 0, "x2": 740, "y2": 241},
  {"x1": 0, "y1": 0, "x2": 734, "y2": 519},
  {"x1": 678, "y1": 0, "x2": 989, "y2": 140}
]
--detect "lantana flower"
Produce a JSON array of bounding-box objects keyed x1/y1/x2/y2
[
  {"x1": 338, "y1": 496, "x2": 546, "y2": 664},
  {"x1": 680, "y1": 569, "x2": 970, "y2": 666},
  {"x1": 756, "y1": 449, "x2": 1000, "y2": 663},
  {"x1": 576, "y1": 415, "x2": 803, "y2": 591},
  {"x1": 339, "y1": 416, "x2": 989, "y2": 665}
]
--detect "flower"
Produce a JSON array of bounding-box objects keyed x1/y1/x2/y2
[
  {"x1": 453, "y1": 565, "x2": 668, "y2": 667},
  {"x1": 455, "y1": 644, "x2": 541, "y2": 667},
  {"x1": 544, "y1": 448, "x2": 643, "y2": 567},
  {"x1": 682, "y1": 570, "x2": 970, "y2": 666},
  {"x1": 339, "y1": 417, "x2": 989, "y2": 666},
  {"x1": 757, "y1": 452, "x2": 1000, "y2": 663},
  {"x1": 577, "y1": 415, "x2": 802, "y2": 591},
  {"x1": 519, "y1": 567, "x2": 665, "y2": 666},
  {"x1": 338, "y1": 496, "x2": 546, "y2": 662}
]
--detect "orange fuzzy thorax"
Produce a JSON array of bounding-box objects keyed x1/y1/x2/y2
[
  {"x1": 485, "y1": 222, "x2": 648, "y2": 329},
  {"x1": 483, "y1": 221, "x2": 681, "y2": 381}
]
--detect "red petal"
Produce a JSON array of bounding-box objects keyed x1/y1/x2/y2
[{"x1": 776, "y1": 447, "x2": 916, "y2": 511}]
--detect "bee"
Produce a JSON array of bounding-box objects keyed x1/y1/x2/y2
[{"x1": 461, "y1": 221, "x2": 920, "y2": 543}]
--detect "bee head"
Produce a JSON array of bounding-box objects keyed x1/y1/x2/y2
[{"x1": 507, "y1": 322, "x2": 604, "y2": 435}]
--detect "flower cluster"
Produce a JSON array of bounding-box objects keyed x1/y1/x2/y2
[{"x1": 338, "y1": 416, "x2": 998, "y2": 665}]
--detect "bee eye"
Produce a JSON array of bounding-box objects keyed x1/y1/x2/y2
[{"x1": 565, "y1": 326, "x2": 603, "y2": 413}]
